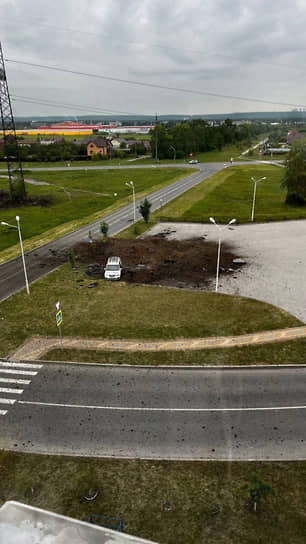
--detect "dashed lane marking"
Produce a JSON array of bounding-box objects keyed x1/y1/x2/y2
[
  {"x1": 0, "y1": 361, "x2": 42, "y2": 369},
  {"x1": 0, "y1": 398, "x2": 16, "y2": 405},
  {"x1": 0, "y1": 369, "x2": 38, "y2": 376},
  {"x1": 0, "y1": 378, "x2": 31, "y2": 385},
  {"x1": 0, "y1": 388, "x2": 24, "y2": 394},
  {"x1": 0, "y1": 362, "x2": 43, "y2": 415}
]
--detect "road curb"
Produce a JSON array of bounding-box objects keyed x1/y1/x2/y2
[
  {"x1": 10, "y1": 358, "x2": 306, "y2": 370},
  {"x1": 2, "y1": 445, "x2": 305, "y2": 462}
]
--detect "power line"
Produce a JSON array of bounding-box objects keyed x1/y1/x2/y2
[
  {"x1": 6, "y1": 57, "x2": 306, "y2": 109},
  {"x1": 11, "y1": 94, "x2": 146, "y2": 117}
]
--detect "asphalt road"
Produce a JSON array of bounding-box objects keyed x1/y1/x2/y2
[
  {"x1": 1, "y1": 361, "x2": 305, "y2": 460},
  {"x1": 0, "y1": 162, "x2": 223, "y2": 302}
]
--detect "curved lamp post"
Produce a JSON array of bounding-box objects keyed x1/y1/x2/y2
[
  {"x1": 1, "y1": 216, "x2": 30, "y2": 295},
  {"x1": 251, "y1": 176, "x2": 266, "y2": 222},
  {"x1": 125, "y1": 181, "x2": 136, "y2": 223},
  {"x1": 210, "y1": 217, "x2": 236, "y2": 292}
]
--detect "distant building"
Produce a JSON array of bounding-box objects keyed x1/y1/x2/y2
[{"x1": 86, "y1": 137, "x2": 112, "y2": 157}]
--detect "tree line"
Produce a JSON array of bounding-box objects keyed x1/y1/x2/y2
[{"x1": 150, "y1": 119, "x2": 266, "y2": 159}]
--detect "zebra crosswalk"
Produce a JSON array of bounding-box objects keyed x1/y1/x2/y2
[{"x1": 0, "y1": 360, "x2": 43, "y2": 415}]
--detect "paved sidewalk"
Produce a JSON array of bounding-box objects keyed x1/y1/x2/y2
[{"x1": 9, "y1": 326, "x2": 306, "y2": 361}]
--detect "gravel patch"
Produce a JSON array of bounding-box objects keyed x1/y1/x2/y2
[{"x1": 146, "y1": 221, "x2": 306, "y2": 323}]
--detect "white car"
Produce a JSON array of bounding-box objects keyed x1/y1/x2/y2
[
  {"x1": 104, "y1": 256, "x2": 122, "y2": 280},
  {"x1": 189, "y1": 159, "x2": 198, "y2": 164}
]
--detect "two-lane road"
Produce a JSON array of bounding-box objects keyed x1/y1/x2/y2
[
  {"x1": 0, "y1": 162, "x2": 223, "y2": 302},
  {"x1": 1, "y1": 362, "x2": 305, "y2": 460}
]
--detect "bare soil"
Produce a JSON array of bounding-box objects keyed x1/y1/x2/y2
[{"x1": 74, "y1": 236, "x2": 242, "y2": 289}]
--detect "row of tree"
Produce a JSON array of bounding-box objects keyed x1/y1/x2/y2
[
  {"x1": 0, "y1": 140, "x2": 88, "y2": 163},
  {"x1": 150, "y1": 119, "x2": 266, "y2": 159}
]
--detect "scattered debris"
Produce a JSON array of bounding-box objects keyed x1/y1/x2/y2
[
  {"x1": 83, "y1": 490, "x2": 99, "y2": 501},
  {"x1": 233, "y1": 258, "x2": 246, "y2": 265},
  {"x1": 74, "y1": 236, "x2": 240, "y2": 289}
]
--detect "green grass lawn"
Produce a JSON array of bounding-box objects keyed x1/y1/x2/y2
[
  {"x1": 0, "y1": 168, "x2": 189, "y2": 259},
  {"x1": 0, "y1": 264, "x2": 301, "y2": 359},
  {"x1": 148, "y1": 164, "x2": 306, "y2": 224},
  {"x1": 43, "y1": 338, "x2": 306, "y2": 365},
  {"x1": 1, "y1": 451, "x2": 306, "y2": 544}
]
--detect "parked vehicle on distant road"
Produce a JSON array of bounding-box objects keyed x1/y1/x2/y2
[
  {"x1": 104, "y1": 256, "x2": 122, "y2": 280},
  {"x1": 189, "y1": 159, "x2": 198, "y2": 164}
]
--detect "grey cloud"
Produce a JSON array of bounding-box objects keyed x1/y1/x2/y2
[{"x1": 0, "y1": 0, "x2": 306, "y2": 115}]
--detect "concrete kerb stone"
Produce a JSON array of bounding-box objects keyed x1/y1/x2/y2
[{"x1": 8, "y1": 325, "x2": 306, "y2": 361}]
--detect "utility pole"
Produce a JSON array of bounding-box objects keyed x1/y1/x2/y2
[
  {"x1": 0, "y1": 41, "x2": 26, "y2": 201},
  {"x1": 155, "y1": 112, "x2": 158, "y2": 163}
]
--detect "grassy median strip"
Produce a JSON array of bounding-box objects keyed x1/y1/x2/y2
[
  {"x1": 0, "y1": 168, "x2": 189, "y2": 260},
  {"x1": 0, "y1": 264, "x2": 302, "y2": 359},
  {"x1": 42, "y1": 338, "x2": 306, "y2": 365},
  {"x1": 1, "y1": 451, "x2": 306, "y2": 543},
  {"x1": 146, "y1": 164, "x2": 306, "y2": 225}
]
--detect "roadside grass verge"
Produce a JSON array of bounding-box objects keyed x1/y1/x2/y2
[
  {"x1": 137, "y1": 164, "x2": 306, "y2": 225},
  {"x1": 0, "y1": 264, "x2": 301, "y2": 358},
  {"x1": 1, "y1": 451, "x2": 306, "y2": 544},
  {"x1": 0, "y1": 168, "x2": 189, "y2": 261},
  {"x1": 116, "y1": 166, "x2": 236, "y2": 239},
  {"x1": 43, "y1": 338, "x2": 306, "y2": 365}
]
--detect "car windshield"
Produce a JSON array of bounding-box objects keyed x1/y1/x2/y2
[{"x1": 106, "y1": 264, "x2": 120, "y2": 271}]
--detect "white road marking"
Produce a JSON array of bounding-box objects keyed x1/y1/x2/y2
[
  {"x1": 0, "y1": 378, "x2": 31, "y2": 385},
  {"x1": 0, "y1": 410, "x2": 7, "y2": 415},
  {"x1": 17, "y1": 401, "x2": 306, "y2": 412},
  {"x1": 0, "y1": 369, "x2": 37, "y2": 376},
  {"x1": 0, "y1": 398, "x2": 16, "y2": 405},
  {"x1": 0, "y1": 387, "x2": 24, "y2": 394},
  {"x1": 0, "y1": 361, "x2": 42, "y2": 369}
]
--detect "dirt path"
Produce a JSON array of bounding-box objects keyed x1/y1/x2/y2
[{"x1": 9, "y1": 325, "x2": 306, "y2": 361}]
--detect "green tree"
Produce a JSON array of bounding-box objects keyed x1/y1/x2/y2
[
  {"x1": 281, "y1": 143, "x2": 306, "y2": 205},
  {"x1": 139, "y1": 198, "x2": 152, "y2": 223},
  {"x1": 150, "y1": 125, "x2": 171, "y2": 159},
  {"x1": 243, "y1": 474, "x2": 274, "y2": 512}
]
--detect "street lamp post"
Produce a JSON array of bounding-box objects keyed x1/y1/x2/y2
[
  {"x1": 251, "y1": 176, "x2": 266, "y2": 222},
  {"x1": 1, "y1": 215, "x2": 30, "y2": 295},
  {"x1": 209, "y1": 217, "x2": 236, "y2": 292},
  {"x1": 169, "y1": 145, "x2": 176, "y2": 160},
  {"x1": 125, "y1": 180, "x2": 136, "y2": 223}
]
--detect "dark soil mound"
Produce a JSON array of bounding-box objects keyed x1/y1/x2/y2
[
  {"x1": 74, "y1": 236, "x2": 243, "y2": 289},
  {"x1": 0, "y1": 190, "x2": 53, "y2": 209}
]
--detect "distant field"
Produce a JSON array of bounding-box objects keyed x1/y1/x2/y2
[{"x1": 0, "y1": 168, "x2": 189, "y2": 256}]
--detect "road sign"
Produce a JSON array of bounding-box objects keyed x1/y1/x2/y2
[{"x1": 56, "y1": 310, "x2": 62, "y2": 327}]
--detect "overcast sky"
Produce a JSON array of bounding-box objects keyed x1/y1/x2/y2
[{"x1": 1, "y1": 0, "x2": 306, "y2": 117}]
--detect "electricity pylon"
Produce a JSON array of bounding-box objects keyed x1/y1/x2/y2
[{"x1": 0, "y1": 41, "x2": 26, "y2": 201}]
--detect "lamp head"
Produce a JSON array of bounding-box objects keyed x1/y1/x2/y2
[
  {"x1": 1, "y1": 221, "x2": 8, "y2": 226},
  {"x1": 209, "y1": 217, "x2": 216, "y2": 225},
  {"x1": 229, "y1": 218, "x2": 236, "y2": 225},
  {"x1": 16, "y1": 215, "x2": 19, "y2": 221}
]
